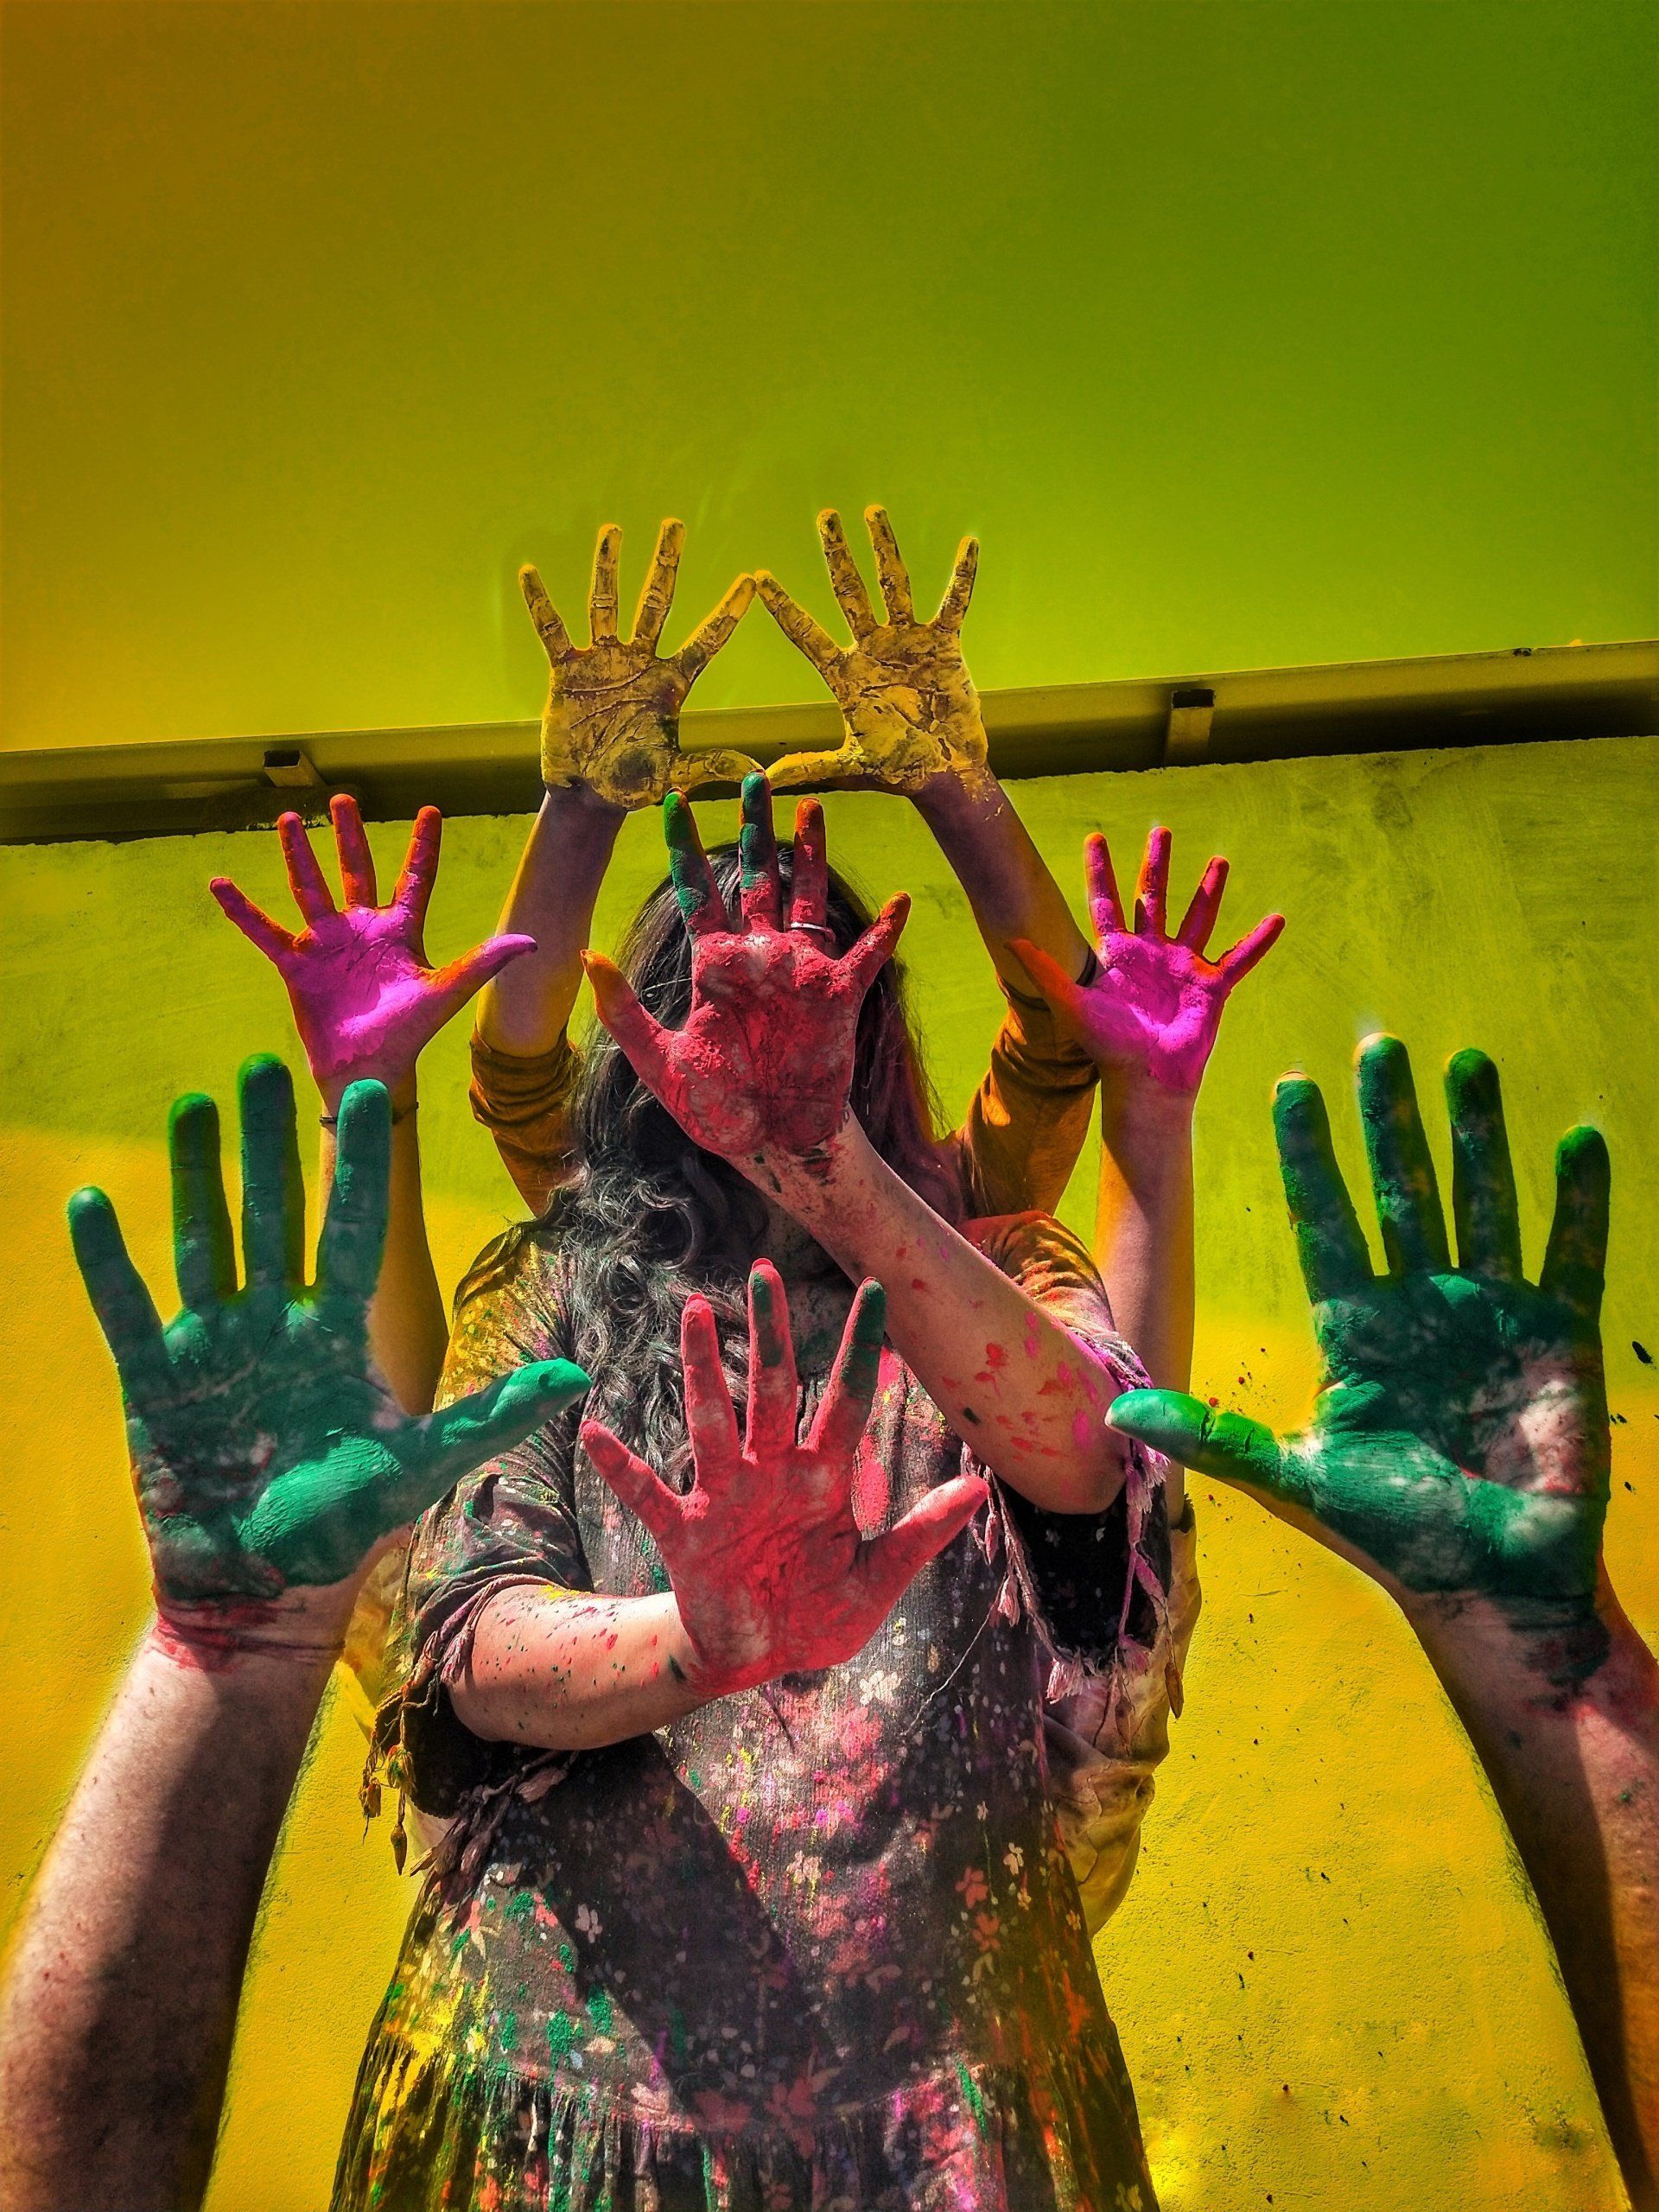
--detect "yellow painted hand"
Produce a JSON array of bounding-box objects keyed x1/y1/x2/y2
[
  {"x1": 756, "y1": 507, "x2": 988, "y2": 796},
  {"x1": 523, "y1": 520, "x2": 759, "y2": 810}
]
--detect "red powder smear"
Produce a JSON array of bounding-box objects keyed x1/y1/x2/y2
[
  {"x1": 984, "y1": 1343, "x2": 1008, "y2": 1371},
  {"x1": 911, "y1": 1279, "x2": 928, "y2": 1292},
  {"x1": 151, "y1": 1599, "x2": 298, "y2": 1673},
  {"x1": 1071, "y1": 1408, "x2": 1096, "y2": 1451}
]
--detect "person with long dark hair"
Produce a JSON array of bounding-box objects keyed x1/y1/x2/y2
[{"x1": 334, "y1": 779, "x2": 1176, "y2": 2207}]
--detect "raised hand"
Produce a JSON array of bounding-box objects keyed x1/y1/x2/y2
[
  {"x1": 757, "y1": 506, "x2": 987, "y2": 795},
  {"x1": 1109, "y1": 1037, "x2": 1611, "y2": 1609},
  {"x1": 524, "y1": 519, "x2": 759, "y2": 808},
  {"x1": 67, "y1": 1057, "x2": 588, "y2": 1621},
  {"x1": 582, "y1": 1265, "x2": 986, "y2": 1697},
  {"x1": 211, "y1": 798, "x2": 534, "y2": 1103},
  {"x1": 1011, "y1": 827, "x2": 1284, "y2": 1094},
  {"x1": 582, "y1": 773, "x2": 909, "y2": 1164}
]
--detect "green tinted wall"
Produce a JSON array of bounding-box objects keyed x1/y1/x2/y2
[{"x1": 3, "y1": 0, "x2": 1655, "y2": 753}]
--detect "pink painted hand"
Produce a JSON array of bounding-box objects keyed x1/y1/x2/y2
[
  {"x1": 1010, "y1": 827, "x2": 1285, "y2": 1096},
  {"x1": 582, "y1": 774, "x2": 909, "y2": 1165},
  {"x1": 581, "y1": 1264, "x2": 987, "y2": 1699},
  {"x1": 210, "y1": 798, "x2": 535, "y2": 1105}
]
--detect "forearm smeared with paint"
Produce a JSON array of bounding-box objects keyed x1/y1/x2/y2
[
  {"x1": 457, "y1": 1266, "x2": 985, "y2": 1751},
  {"x1": 212, "y1": 797, "x2": 531, "y2": 1410},
  {"x1": 0, "y1": 1065, "x2": 588, "y2": 2212},
  {"x1": 1109, "y1": 1035, "x2": 1659, "y2": 2209},
  {"x1": 585, "y1": 776, "x2": 1135, "y2": 1515}
]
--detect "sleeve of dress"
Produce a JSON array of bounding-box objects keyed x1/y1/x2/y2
[
  {"x1": 359, "y1": 1231, "x2": 593, "y2": 1881},
  {"x1": 468, "y1": 1027, "x2": 582, "y2": 1215},
  {"x1": 1046, "y1": 1507, "x2": 1201, "y2": 1936},
  {"x1": 952, "y1": 956, "x2": 1102, "y2": 1220},
  {"x1": 965, "y1": 1209, "x2": 1196, "y2": 1936}
]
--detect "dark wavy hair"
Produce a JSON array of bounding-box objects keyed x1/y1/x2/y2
[{"x1": 510, "y1": 840, "x2": 961, "y2": 1490}]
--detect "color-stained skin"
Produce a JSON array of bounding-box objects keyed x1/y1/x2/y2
[
  {"x1": 524, "y1": 518, "x2": 759, "y2": 807},
  {"x1": 210, "y1": 797, "x2": 534, "y2": 1096},
  {"x1": 66, "y1": 1055, "x2": 589, "y2": 1614},
  {"x1": 1110, "y1": 1037, "x2": 1611, "y2": 1611},
  {"x1": 582, "y1": 774, "x2": 909, "y2": 1160},
  {"x1": 1011, "y1": 826, "x2": 1285, "y2": 1094},
  {"x1": 579, "y1": 1262, "x2": 987, "y2": 1699},
  {"x1": 757, "y1": 505, "x2": 988, "y2": 794}
]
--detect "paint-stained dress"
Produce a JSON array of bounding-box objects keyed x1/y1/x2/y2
[{"x1": 335, "y1": 1211, "x2": 1169, "y2": 2212}]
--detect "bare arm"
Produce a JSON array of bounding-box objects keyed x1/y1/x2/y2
[
  {"x1": 0, "y1": 1628, "x2": 340, "y2": 2212},
  {"x1": 1094, "y1": 1075, "x2": 1196, "y2": 1413},
  {"x1": 1414, "y1": 1588, "x2": 1659, "y2": 2209},
  {"x1": 911, "y1": 765, "x2": 1090, "y2": 988},
  {"x1": 0, "y1": 1067, "x2": 586, "y2": 2212},
  {"x1": 474, "y1": 784, "x2": 626, "y2": 1054},
  {"x1": 454, "y1": 1586, "x2": 702, "y2": 1749},
  {"x1": 1110, "y1": 1039, "x2": 1656, "y2": 2208},
  {"x1": 765, "y1": 1120, "x2": 1130, "y2": 1511}
]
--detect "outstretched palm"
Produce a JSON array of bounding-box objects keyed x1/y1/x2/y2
[
  {"x1": 581, "y1": 1264, "x2": 985, "y2": 1696},
  {"x1": 524, "y1": 519, "x2": 758, "y2": 808},
  {"x1": 582, "y1": 775, "x2": 909, "y2": 1163},
  {"x1": 212, "y1": 798, "x2": 533, "y2": 1100},
  {"x1": 1110, "y1": 1038, "x2": 1610, "y2": 1605},
  {"x1": 757, "y1": 506, "x2": 987, "y2": 794},
  {"x1": 69, "y1": 1058, "x2": 588, "y2": 1606},
  {"x1": 1011, "y1": 827, "x2": 1283, "y2": 1092}
]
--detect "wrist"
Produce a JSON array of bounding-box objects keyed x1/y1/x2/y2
[
  {"x1": 318, "y1": 1071, "x2": 418, "y2": 1117},
  {"x1": 148, "y1": 1591, "x2": 353, "y2": 1677},
  {"x1": 1100, "y1": 1063, "x2": 1202, "y2": 1119},
  {"x1": 749, "y1": 1114, "x2": 872, "y2": 1216},
  {"x1": 541, "y1": 776, "x2": 629, "y2": 831},
  {"x1": 909, "y1": 756, "x2": 1001, "y2": 828},
  {"x1": 1403, "y1": 1584, "x2": 1618, "y2": 1704}
]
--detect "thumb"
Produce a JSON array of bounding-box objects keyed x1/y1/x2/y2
[
  {"x1": 861, "y1": 1472, "x2": 988, "y2": 1618},
  {"x1": 583, "y1": 950, "x2": 674, "y2": 1091},
  {"x1": 1108, "y1": 1389, "x2": 1292, "y2": 1501},
  {"x1": 427, "y1": 933, "x2": 539, "y2": 1025},
  {"x1": 394, "y1": 1360, "x2": 592, "y2": 1513},
  {"x1": 766, "y1": 741, "x2": 865, "y2": 791}
]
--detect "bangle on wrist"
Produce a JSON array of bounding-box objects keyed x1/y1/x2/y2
[{"x1": 320, "y1": 1101, "x2": 417, "y2": 1129}]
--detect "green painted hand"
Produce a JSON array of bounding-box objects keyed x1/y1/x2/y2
[
  {"x1": 1109, "y1": 1038, "x2": 1611, "y2": 1607},
  {"x1": 68, "y1": 1057, "x2": 589, "y2": 1610}
]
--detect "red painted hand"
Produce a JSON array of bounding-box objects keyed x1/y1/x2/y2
[
  {"x1": 582, "y1": 775, "x2": 908, "y2": 1164},
  {"x1": 211, "y1": 798, "x2": 535, "y2": 1103},
  {"x1": 581, "y1": 1265, "x2": 987, "y2": 1698},
  {"x1": 1011, "y1": 827, "x2": 1284, "y2": 1095}
]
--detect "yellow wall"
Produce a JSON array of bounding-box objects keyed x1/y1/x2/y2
[{"x1": 2, "y1": 734, "x2": 1653, "y2": 2209}]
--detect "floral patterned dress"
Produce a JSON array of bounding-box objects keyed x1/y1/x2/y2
[{"x1": 334, "y1": 1212, "x2": 1172, "y2": 2212}]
